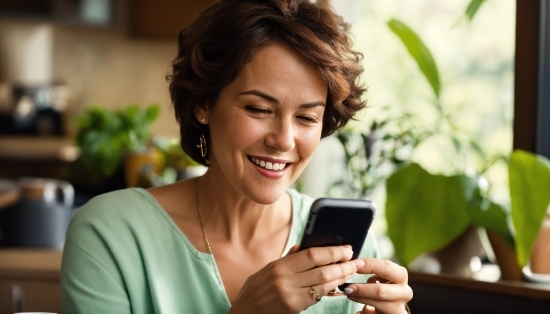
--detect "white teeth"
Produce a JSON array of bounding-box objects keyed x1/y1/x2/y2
[{"x1": 250, "y1": 157, "x2": 286, "y2": 171}]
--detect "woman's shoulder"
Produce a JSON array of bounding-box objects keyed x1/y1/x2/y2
[{"x1": 69, "y1": 188, "x2": 160, "y2": 229}]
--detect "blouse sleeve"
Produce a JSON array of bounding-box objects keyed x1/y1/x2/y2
[{"x1": 61, "y1": 237, "x2": 131, "y2": 314}]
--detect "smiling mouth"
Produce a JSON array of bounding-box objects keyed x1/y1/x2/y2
[{"x1": 249, "y1": 156, "x2": 289, "y2": 171}]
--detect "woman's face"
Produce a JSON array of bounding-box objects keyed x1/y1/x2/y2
[{"x1": 198, "y1": 42, "x2": 328, "y2": 204}]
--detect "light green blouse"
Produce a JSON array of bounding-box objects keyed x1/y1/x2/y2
[{"x1": 61, "y1": 188, "x2": 379, "y2": 314}]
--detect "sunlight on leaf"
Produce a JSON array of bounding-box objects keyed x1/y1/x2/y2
[
  {"x1": 386, "y1": 163, "x2": 471, "y2": 266},
  {"x1": 509, "y1": 150, "x2": 550, "y2": 266},
  {"x1": 466, "y1": 0, "x2": 486, "y2": 21},
  {"x1": 388, "y1": 19, "x2": 441, "y2": 98}
]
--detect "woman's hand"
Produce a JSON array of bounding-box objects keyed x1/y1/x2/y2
[
  {"x1": 344, "y1": 258, "x2": 413, "y2": 314},
  {"x1": 229, "y1": 245, "x2": 365, "y2": 314}
]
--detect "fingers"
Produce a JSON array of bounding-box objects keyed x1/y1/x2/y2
[
  {"x1": 286, "y1": 245, "x2": 354, "y2": 272},
  {"x1": 367, "y1": 275, "x2": 390, "y2": 284},
  {"x1": 345, "y1": 281, "x2": 412, "y2": 302},
  {"x1": 308, "y1": 272, "x2": 355, "y2": 296},
  {"x1": 346, "y1": 259, "x2": 412, "y2": 314},
  {"x1": 346, "y1": 281, "x2": 413, "y2": 314},
  {"x1": 356, "y1": 258, "x2": 409, "y2": 284},
  {"x1": 303, "y1": 271, "x2": 355, "y2": 306},
  {"x1": 298, "y1": 258, "x2": 365, "y2": 288}
]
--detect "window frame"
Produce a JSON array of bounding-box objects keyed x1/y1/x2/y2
[{"x1": 514, "y1": 0, "x2": 550, "y2": 158}]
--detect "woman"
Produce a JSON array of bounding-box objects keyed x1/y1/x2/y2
[{"x1": 61, "y1": 0, "x2": 413, "y2": 313}]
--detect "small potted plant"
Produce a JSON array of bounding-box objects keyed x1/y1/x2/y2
[{"x1": 71, "y1": 103, "x2": 160, "y2": 189}]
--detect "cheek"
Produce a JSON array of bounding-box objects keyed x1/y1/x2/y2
[
  {"x1": 297, "y1": 129, "x2": 322, "y2": 160},
  {"x1": 213, "y1": 113, "x2": 265, "y2": 154}
]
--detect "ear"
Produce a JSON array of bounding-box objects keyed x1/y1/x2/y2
[{"x1": 194, "y1": 103, "x2": 209, "y2": 125}]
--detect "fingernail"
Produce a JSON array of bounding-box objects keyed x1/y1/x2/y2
[
  {"x1": 344, "y1": 286, "x2": 355, "y2": 294},
  {"x1": 355, "y1": 259, "x2": 365, "y2": 268},
  {"x1": 345, "y1": 247, "x2": 353, "y2": 256}
]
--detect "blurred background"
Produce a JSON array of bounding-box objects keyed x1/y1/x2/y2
[{"x1": 1, "y1": 0, "x2": 550, "y2": 313}]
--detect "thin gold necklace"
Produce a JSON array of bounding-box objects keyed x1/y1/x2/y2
[{"x1": 196, "y1": 180, "x2": 213, "y2": 255}]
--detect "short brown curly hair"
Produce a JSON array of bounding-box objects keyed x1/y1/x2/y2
[{"x1": 167, "y1": 0, "x2": 367, "y2": 166}]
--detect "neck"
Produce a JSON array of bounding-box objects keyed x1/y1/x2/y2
[{"x1": 195, "y1": 170, "x2": 291, "y2": 246}]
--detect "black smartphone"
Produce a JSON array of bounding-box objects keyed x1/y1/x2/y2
[{"x1": 298, "y1": 198, "x2": 376, "y2": 290}]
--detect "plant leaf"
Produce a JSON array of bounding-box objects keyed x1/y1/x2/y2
[
  {"x1": 469, "y1": 200, "x2": 515, "y2": 248},
  {"x1": 385, "y1": 163, "x2": 471, "y2": 266},
  {"x1": 509, "y1": 150, "x2": 550, "y2": 266},
  {"x1": 388, "y1": 19, "x2": 441, "y2": 98},
  {"x1": 466, "y1": 0, "x2": 486, "y2": 22}
]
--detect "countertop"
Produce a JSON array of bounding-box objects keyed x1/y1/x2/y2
[
  {"x1": 1, "y1": 248, "x2": 549, "y2": 298},
  {"x1": 0, "y1": 249, "x2": 62, "y2": 280}
]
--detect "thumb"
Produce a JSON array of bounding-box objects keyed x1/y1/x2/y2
[{"x1": 358, "y1": 305, "x2": 376, "y2": 314}]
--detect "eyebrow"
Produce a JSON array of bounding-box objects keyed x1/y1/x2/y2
[{"x1": 239, "y1": 89, "x2": 326, "y2": 108}]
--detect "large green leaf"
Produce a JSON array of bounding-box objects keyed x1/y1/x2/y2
[
  {"x1": 509, "y1": 150, "x2": 550, "y2": 266},
  {"x1": 386, "y1": 163, "x2": 472, "y2": 266},
  {"x1": 388, "y1": 19, "x2": 441, "y2": 98}
]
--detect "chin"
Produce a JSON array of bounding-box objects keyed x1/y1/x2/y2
[{"x1": 245, "y1": 184, "x2": 289, "y2": 205}]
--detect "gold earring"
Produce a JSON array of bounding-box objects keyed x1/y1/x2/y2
[
  {"x1": 197, "y1": 134, "x2": 207, "y2": 157},
  {"x1": 200, "y1": 117, "x2": 206, "y2": 123}
]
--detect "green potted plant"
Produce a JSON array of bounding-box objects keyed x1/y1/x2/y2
[
  {"x1": 386, "y1": 150, "x2": 550, "y2": 280},
  {"x1": 330, "y1": 8, "x2": 548, "y2": 280},
  {"x1": 381, "y1": 15, "x2": 550, "y2": 280},
  {"x1": 71, "y1": 103, "x2": 160, "y2": 188}
]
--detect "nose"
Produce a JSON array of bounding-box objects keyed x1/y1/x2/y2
[{"x1": 265, "y1": 117, "x2": 295, "y2": 152}]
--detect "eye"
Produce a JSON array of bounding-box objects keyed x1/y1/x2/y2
[
  {"x1": 297, "y1": 115, "x2": 319, "y2": 124},
  {"x1": 245, "y1": 105, "x2": 271, "y2": 114}
]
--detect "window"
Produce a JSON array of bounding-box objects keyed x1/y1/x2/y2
[{"x1": 300, "y1": 0, "x2": 516, "y2": 254}]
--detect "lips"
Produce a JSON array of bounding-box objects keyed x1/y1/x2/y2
[{"x1": 249, "y1": 156, "x2": 288, "y2": 171}]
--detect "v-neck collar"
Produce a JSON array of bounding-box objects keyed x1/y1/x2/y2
[{"x1": 133, "y1": 187, "x2": 300, "y2": 306}]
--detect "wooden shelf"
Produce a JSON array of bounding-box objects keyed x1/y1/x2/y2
[
  {"x1": 410, "y1": 271, "x2": 550, "y2": 300},
  {"x1": 0, "y1": 136, "x2": 78, "y2": 162},
  {"x1": 0, "y1": 249, "x2": 62, "y2": 280},
  {"x1": 408, "y1": 271, "x2": 550, "y2": 313}
]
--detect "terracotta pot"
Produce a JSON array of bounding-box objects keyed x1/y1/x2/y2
[
  {"x1": 433, "y1": 225, "x2": 484, "y2": 277},
  {"x1": 123, "y1": 149, "x2": 161, "y2": 188},
  {"x1": 530, "y1": 216, "x2": 550, "y2": 274},
  {"x1": 486, "y1": 229, "x2": 523, "y2": 281}
]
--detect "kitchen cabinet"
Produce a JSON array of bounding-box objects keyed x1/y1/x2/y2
[
  {"x1": 0, "y1": 249, "x2": 62, "y2": 314},
  {"x1": 128, "y1": 0, "x2": 219, "y2": 40},
  {"x1": 0, "y1": 0, "x2": 220, "y2": 40},
  {"x1": 0, "y1": 0, "x2": 116, "y2": 28}
]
